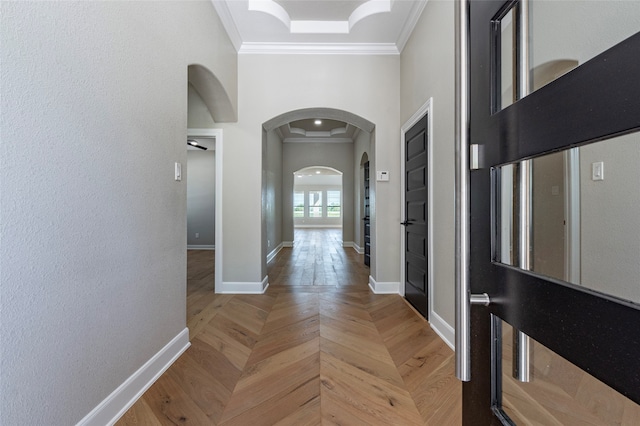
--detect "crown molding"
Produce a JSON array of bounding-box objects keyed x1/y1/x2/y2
[
  {"x1": 239, "y1": 42, "x2": 399, "y2": 55},
  {"x1": 211, "y1": 0, "x2": 243, "y2": 51},
  {"x1": 284, "y1": 137, "x2": 354, "y2": 144},
  {"x1": 396, "y1": 0, "x2": 427, "y2": 53}
]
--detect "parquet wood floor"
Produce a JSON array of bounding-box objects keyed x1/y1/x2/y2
[{"x1": 117, "y1": 229, "x2": 461, "y2": 425}]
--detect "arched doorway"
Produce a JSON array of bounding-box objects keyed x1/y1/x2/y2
[{"x1": 260, "y1": 108, "x2": 374, "y2": 281}]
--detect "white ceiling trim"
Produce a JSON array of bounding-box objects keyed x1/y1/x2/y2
[
  {"x1": 239, "y1": 42, "x2": 399, "y2": 55},
  {"x1": 284, "y1": 137, "x2": 354, "y2": 144},
  {"x1": 396, "y1": 0, "x2": 428, "y2": 53},
  {"x1": 210, "y1": 0, "x2": 242, "y2": 51},
  {"x1": 248, "y1": 0, "x2": 391, "y2": 35}
]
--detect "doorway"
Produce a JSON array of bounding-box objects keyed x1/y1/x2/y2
[{"x1": 401, "y1": 99, "x2": 433, "y2": 319}]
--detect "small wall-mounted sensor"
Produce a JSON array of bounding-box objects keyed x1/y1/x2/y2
[
  {"x1": 175, "y1": 162, "x2": 182, "y2": 181},
  {"x1": 376, "y1": 171, "x2": 389, "y2": 182}
]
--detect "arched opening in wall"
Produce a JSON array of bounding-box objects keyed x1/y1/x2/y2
[
  {"x1": 185, "y1": 64, "x2": 232, "y2": 339},
  {"x1": 293, "y1": 166, "x2": 343, "y2": 243},
  {"x1": 261, "y1": 107, "x2": 374, "y2": 287}
]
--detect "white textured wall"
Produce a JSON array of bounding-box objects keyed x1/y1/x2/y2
[
  {"x1": 400, "y1": 0, "x2": 456, "y2": 327},
  {"x1": 0, "y1": 1, "x2": 236, "y2": 424},
  {"x1": 187, "y1": 151, "x2": 216, "y2": 246},
  {"x1": 188, "y1": 83, "x2": 217, "y2": 128},
  {"x1": 217, "y1": 54, "x2": 400, "y2": 283}
]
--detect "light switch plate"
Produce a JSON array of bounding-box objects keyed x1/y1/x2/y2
[{"x1": 591, "y1": 161, "x2": 604, "y2": 181}]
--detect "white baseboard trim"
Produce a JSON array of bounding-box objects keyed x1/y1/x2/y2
[
  {"x1": 77, "y1": 328, "x2": 190, "y2": 426},
  {"x1": 186, "y1": 245, "x2": 215, "y2": 250},
  {"x1": 218, "y1": 276, "x2": 269, "y2": 294},
  {"x1": 282, "y1": 241, "x2": 294, "y2": 247},
  {"x1": 352, "y1": 243, "x2": 364, "y2": 254},
  {"x1": 368, "y1": 276, "x2": 401, "y2": 294},
  {"x1": 267, "y1": 243, "x2": 283, "y2": 263},
  {"x1": 429, "y1": 310, "x2": 455, "y2": 351},
  {"x1": 342, "y1": 241, "x2": 354, "y2": 248}
]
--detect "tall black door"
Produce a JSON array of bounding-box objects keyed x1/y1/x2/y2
[
  {"x1": 363, "y1": 161, "x2": 370, "y2": 267},
  {"x1": 403, "y1": 114, "x2": 429, "y2": 318},
  {"x1": 464, "y1": 1, "x2": 640, "y2": 423}
]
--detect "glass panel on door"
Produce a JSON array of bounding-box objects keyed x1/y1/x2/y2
[{"x1": 499, "y1": 320, "x2": 640, "y2": 425}]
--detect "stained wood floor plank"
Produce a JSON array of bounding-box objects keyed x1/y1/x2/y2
[{"x1": 117, "y1": 229, "x2": 463, "y2": 426}]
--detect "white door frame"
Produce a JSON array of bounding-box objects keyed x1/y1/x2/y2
[
  {"x1": 400, "y1": 98, "x2": 434, "y2": 320},
  {"x1": 187, "y1": 128, "x2": 223, "y2": 293}
]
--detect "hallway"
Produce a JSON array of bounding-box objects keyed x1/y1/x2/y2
[{"x1": 117, "y1": 229, "x2": 461, "y2": 425}]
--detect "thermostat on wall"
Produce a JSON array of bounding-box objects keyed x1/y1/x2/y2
[{"x1": 376, "y1": 171, "x2": 389, "y2": 181}]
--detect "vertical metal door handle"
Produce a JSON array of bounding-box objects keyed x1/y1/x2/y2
[{"x1": 454, "y1": 0, "x2": 473, "y2": 382}]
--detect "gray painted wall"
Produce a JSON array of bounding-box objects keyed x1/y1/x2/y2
[
  {"x1": 217, "y1": 53, "x2": 398, "y2": 284},
  {"x1": 400, "y1": 0, "x2": 456, "y2": 327},
  {"x1": 283, "y1": 142, "x2": 355, "y2": 244},
  {"x1": 0, "y1": 2, "x2": 236, "y2": 424},
  {"x1": 187, "y1": 151, "x2": 216, "y2": 247},
  {"x1": 265, "y1": 129, "x2": 283, "y2": 255}
]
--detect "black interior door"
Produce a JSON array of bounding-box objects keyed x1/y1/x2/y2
[
  {"x1": 466, "y1": 1, "x2": 640, "y2": 423},
  {"x1": 363, "y1": 161, "x2": 370, "y2": 267},
  {"x1": 404, "y1": 114, "x2": 429, "y2": 318}
]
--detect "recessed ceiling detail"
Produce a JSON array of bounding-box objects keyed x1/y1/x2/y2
[
  {"x1": 212, "y1": 0, "x2": 427, "y2": 54},
  {"x1": 248, "y1": 0, "x2": 391, "y2": 34},
  {"x1": 277, "y1": 118, "x2": 360, "y2": 143}
]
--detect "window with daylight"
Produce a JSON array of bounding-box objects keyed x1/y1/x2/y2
[
  {"x1": 308, "y1": 191, "x2": 323, "y2": 218},
  {"x1": 327, "y1": 190, "x2": 341, "y2": 218},
  {"x1": 293, "y1": 191, "x2": 304, "y2": 217}
]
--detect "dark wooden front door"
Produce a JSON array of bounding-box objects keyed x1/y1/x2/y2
[
  {"x1": 403, "y1": 114, "x2": 429, "y2": 318},
  {"x1": 465, "y1": 1, "x2": 640, "y2": 423}
]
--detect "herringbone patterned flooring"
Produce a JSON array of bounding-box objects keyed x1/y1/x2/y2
[{"x1": 117, "y1": 229, "x2": 461, "y2": 425}]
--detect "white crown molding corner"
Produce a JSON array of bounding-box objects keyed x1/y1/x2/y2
[
  {"x1": 218, "y1": 277, "x2": 269, "y2": 294},
  {"x1": 267, "y1": 243, "x2": 284, "y2": 263},
  {"x1": 238, "y1": 42, "x2": 399, "y2": 55},
  {"x1": 368, "y1": 276, "x2": 400, "y2": 294},
  {"x1": 77, "y1": 328, "x2": 190, "y2": 426},
  {"x1": 396, "y1": 0, "x2": 428, "y2": 53},
  {"x1": 211, "y1": 0, "x2": 243, "y2": 52},
  {"x1": 429, "y1": 310, "x2": 455, "y2": 351}
]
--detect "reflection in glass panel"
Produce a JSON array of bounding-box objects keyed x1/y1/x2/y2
[
  {"x1": 499, "y1": 8, "x2": 516, "y2": 110},
  {"x1": 500, "y1": 321, "x2": 640, "y2": 425},
  {"x1": 496, "y1": 132, "x2": 640, "y2": 303},
  {"x1": 529, "y1": 1, "x2": 640, "y2": 92}
]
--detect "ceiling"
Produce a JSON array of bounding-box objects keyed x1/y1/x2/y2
[
  {"x1": 211, "y1": 0, "x2": 427, "y2": 54},
  {"x1": 276, "y1": 118, "x2": 359, "y2": 143},
  {"x1": 294, "y1": 166, "x2": 342, "y2": 186}
]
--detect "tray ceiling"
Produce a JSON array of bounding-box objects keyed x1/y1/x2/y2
[{"x1": 212, "y1": 0, "x2": 427, "y2": 54}]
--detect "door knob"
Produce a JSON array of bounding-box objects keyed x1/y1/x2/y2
[{"x1": 400, "y1": 220, "x2": 414, "y2": 226}]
